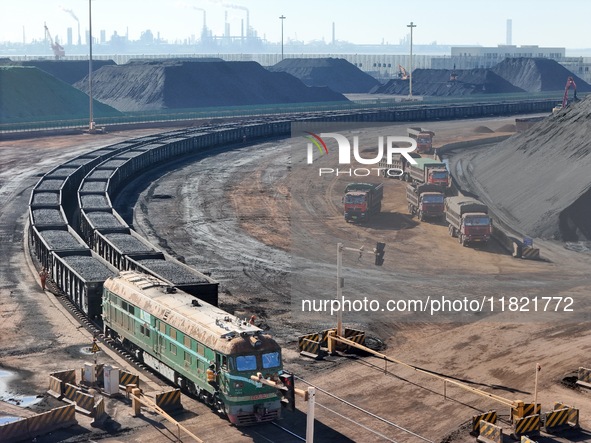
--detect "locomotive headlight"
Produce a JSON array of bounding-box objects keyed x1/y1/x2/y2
[{"x1": 234, "y1": 381, "x2": 244, "y2": 388}]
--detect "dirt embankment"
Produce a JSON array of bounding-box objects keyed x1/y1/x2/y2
[{"x1": 455, "y1": 96, "x2": 591, "y2": 241}]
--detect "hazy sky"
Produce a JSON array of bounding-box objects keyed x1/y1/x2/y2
[{"x1": 2, "y1": 0, "x2": 590, "y2": 48}]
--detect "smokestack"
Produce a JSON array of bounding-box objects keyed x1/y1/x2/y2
[
  {"x1": 225, "y1": 11, "x2": 229, "y2": 37},
  {"x1": 194, "y1": 8, "x2": 207, "y2": 36},
  {"x1": 332, "y1": 22, "x2": 335, "y2": 44},
  {"x1": 241, "y1": 19, "x2": 244, "y2": 40},
  {"x1": 246, "y1": 8, "x2": 250, "y2": 38},
  {"x1": 67, "y1": 27, "x2": 73, "y2": 46},
  {"x1": 61, "y1": 8, "x2": 81, "y2": 45},
  {"x1": 506, "y1": 19, "x2": 512, "y2": 45}
]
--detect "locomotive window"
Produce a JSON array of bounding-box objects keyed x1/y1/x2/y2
[
  {"x1": 184, "y1": 352, "x2": 192, "y2": 365},
  {"x1": 170, "y1": 343, "x2": 177, "y2": 355},
  {"x1": 236, "y1": 355, "x2": 257, "y2": 371},
  {"x1": 159, "y1": 323, "x2": 166, "y2": 333},
  {"x1": 197, "y1": 343, "x2": 204, "y2": 356},
  {"x1": 184, "y1": 336, "x2": 190, "y2": 348},
  {"x1": 170, "y1": 329, "x2": 177, "y2": 340},
  {"x1": 140, "y1": 325, "x2": 150, "y2": 337},
  {"x1": 262, "y1": 352, "x2": 281, "y2": 369}
]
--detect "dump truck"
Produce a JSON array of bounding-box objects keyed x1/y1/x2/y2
[
  {"x1": 343, "y1": 183, "x2": 383, "y2": 222},
  {"x1": 406, "y1": 184, "x2": 445, "y2": 221},
  {"x1": 407, "y1": 127, "x2": 435, "y2": 154},
  {"x1": 445, "y1": 196, "x2": 492, "y2": 246},
  {"x1": 378, "y1": 152, "x2": 421, "y2": 179},
  {"x1": 408, "y1": 158, "x2": 450, "y2": 187}
]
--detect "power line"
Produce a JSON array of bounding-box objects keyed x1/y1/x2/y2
[{"x1": 296, "y1": 376, "x2": 434, "y2": 443}]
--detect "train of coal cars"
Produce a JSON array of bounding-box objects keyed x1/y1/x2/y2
[{"x1": 28, "y1": 121, "x2": 294, "y2": 424}]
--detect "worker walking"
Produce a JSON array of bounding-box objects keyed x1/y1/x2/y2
[{"x1": 39, "y1": 267, "x2": 49, "y2": 290}]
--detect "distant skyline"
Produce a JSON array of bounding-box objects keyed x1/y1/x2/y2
[{"x1": 1, "y1": 0, "x2": 590, "y2": 49}]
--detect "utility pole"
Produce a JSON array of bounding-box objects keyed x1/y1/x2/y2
[
  {"x1": 88, "y1": 0, "x2": 95, "y2": 132},
  {"x1": 407, "y1": 21, "x2": 416, "y2": 97},
  {"x1": 279, "y1": 15, "x2": 286, "y2": 60}
]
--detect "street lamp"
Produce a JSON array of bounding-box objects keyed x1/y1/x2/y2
[
  {"x1": 88, "y1": 0, "x2": 95, "y2": 132},
  {"x1": 279, "y1": 15, "x2": 286, "y2": 61},
  {"x1": 407, "y1": 21, "x2": 416, "y2": 97}
]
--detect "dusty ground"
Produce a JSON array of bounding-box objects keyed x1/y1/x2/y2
[{"x1": 1, "y1": 115, "x2": 590, "y2": 442}]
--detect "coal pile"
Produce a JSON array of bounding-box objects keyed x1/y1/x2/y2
[
  {"x1": 0, "y1": 66, "x2": 120, "y2": 123},
  {"x1": 61, "y1": 255, "x2": 116, "y2": 281},
  {"x1": 103, "y1": 233, "x2": 158, "y2": 255},
  {"x1": 0, "y1": 59, "x2": 116, "y2": 85},
  {"x1": 74, "y1": 60, "x2": 348, "y2": 112},
  {"x1": 371, "y1": 68, "x2": 523, "y2": 96},
  {"x1": 136, "y1": 259, "x2": 210, "y2": 284},
  {"x1": 40, "y1": 231, "x2": 89, "y2": 251},
  {"x1": 268, "y1": 58, "x2": 381, "y2": 93},
  {"x1": 491, "y1": 58, "x2": 591, "y2": 92},
  {"x1": 462, "y1": 96, "x2": 591, "y2": 241}
]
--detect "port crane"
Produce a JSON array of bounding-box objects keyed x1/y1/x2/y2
[{"x1": 44, "y1": 23, "x2": 65, "y2": 60}]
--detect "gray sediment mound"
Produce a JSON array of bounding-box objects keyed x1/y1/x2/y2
[
  {"x1": 0, "y1": 66, "x2": 120, "y2": 123},
  {"x1": 268, "y1": 57, "x2": 381, "y2": 93},
  {"x1": 473, "y1": 126, "x2": 494, "y2": 133},
  {"x1": 371, "y1": 68, "x2": 523, "y2": 96},
  {"x1": 465, "y1": 96, "x2": 591, "y2": 241},
  {"x1": 491, "y1": 58, "x2": 591, "y2": 92},
  {"x1": 74, "y1": 60, "x2": 348, "y2": 112},
  {"x1": 496, "y1": 123, "x2": 516, "y2": 132}
]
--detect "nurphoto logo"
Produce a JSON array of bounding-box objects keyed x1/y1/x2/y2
[{"x1": 304, "y1": 132, "x2": 418, "y2": 177}]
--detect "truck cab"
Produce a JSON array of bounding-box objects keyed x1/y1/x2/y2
[
  {"x1": 344, "y1": 191, "x2": 369, "y2": 221},
  {"x1": 343, "y1": 183, "x2": 383, "y2": 222},
  {"x1": 426, "y1": 168, "x2": 449, "y2": 187},
  {"x1": 419, "y1": 192, "x2": 445, "y2": 218},
  {"x1": 459, "y1": 212, "x2": 492, "y2": 246}
]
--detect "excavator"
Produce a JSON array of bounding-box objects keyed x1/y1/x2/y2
[
  {"x1": 44, "y1": 23, "x2": 65, "y2": 60},
  {"x1": 553, "y1": 76, "x2": 578, "y2": 113},
  {"x1": 397, "y1": 65, "x2": 409, "y2": 80}
]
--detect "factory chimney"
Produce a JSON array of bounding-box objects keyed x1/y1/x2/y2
[
  {"x1": 332, "y1": 22, "x2": 335, "y2": 44},
  {"x1": 506, "y1": 19, "x2": 512, "y2": 45}
]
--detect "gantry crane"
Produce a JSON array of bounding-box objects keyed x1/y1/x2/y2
[{"x1": 44, "y1": 23, "x2": 65, "y2": 60}]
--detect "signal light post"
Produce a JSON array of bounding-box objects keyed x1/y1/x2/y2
[
  {"x1": 336, "y1": 242, "x2": 385, "y2": 337},
  {"x1": 278, "y1": 372, "x2": 295, "y2": 411}
]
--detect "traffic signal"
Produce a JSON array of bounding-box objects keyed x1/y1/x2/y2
[
  {"x1": 278, "y1": 372, "x2": 295, "y2": 412},
  {"x1": 375, "y1": 242, "x2": 385, "y2": 266}
]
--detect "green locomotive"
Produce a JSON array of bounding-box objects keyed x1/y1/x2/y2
[{"x1": 102, "y1": 271, "x2": 283, "y2": 425}]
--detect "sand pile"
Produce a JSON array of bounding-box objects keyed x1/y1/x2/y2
[
  {"x1": 268, "y1": 57, "x2": 381, "y2": 93},
  {"x1": 491, "y1": 58, "x2": 591, "y2": 92},
  {"x1": 371, "y1": 68, "x2": 523, "y2": 96},
  {"x1": 74, "y1": 60, "x2": 348, "y2": 112},
  {"x1": 464, "y1": 96, "x2": 591, "y2": 240},
  {"x1": 0, "y1": 66, "x2": 120, "y2": 123}
]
